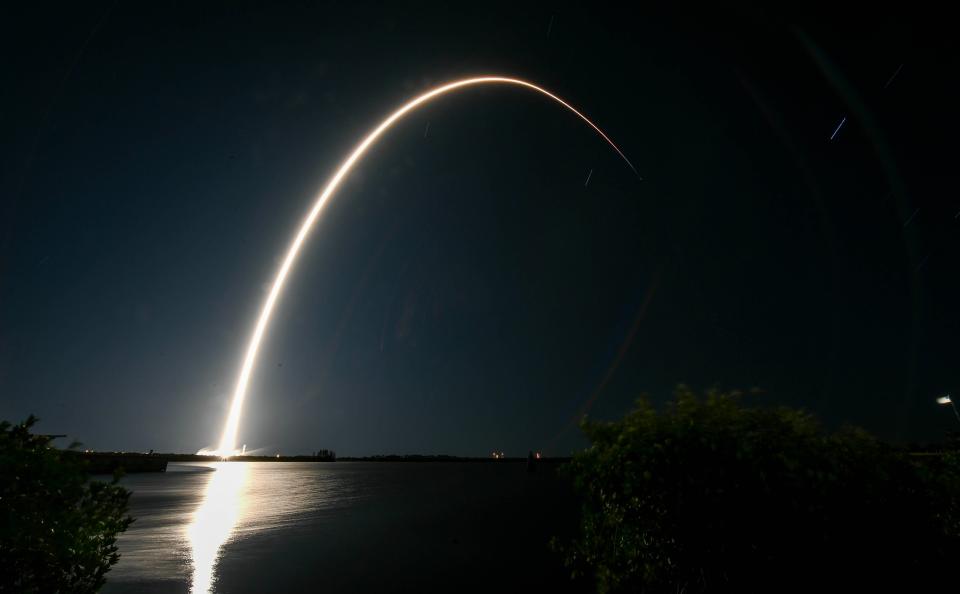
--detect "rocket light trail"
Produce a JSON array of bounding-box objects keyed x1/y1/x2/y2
[{"x1": 210, "y1": 76, "x2": 637, "y2": 456}]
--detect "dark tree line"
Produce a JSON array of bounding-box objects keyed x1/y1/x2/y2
[{"x1": 555, "y1": 386, "x2": 960, "y2": 593}]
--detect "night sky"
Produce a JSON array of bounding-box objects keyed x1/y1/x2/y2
[{"x1": 2, "y1": 4, "x2": 958, "y2": 455}]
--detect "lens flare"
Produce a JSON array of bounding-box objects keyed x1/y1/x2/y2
[{"x1": 213, "y1": 76, "x2": 637, "y2": 455}]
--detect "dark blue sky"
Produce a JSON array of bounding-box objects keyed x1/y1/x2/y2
[{"x1": 2, "y1": 4, "x2": 958, "y2": 455}]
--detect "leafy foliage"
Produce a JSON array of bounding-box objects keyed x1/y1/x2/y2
[
  {"x1": 0, "y1": 416, "x2": 133, "y2": 594},
  {"x1": 555, "y1": 386, "x2": 960, "y2": 593}
]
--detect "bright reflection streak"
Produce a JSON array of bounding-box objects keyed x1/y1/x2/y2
[
  {"x1": 214, "y1": 76, "x2": 637, "y2": 455},
  {"x1": 187, "y1": 463, "x2": 248, "y2": 594}
]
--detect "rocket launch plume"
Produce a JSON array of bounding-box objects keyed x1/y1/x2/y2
[{"x1": 212, "y1": 76, "x2": 636, "y2": 456}]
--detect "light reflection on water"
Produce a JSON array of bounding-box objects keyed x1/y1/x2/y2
[
  {"x1": 187, "y1": 462, "x2": 247, "y2": 594},
  {"x1": 105, "y1": 462, "x2": 359, "y2": 594},
  {"x1": 103, "y1": 461, "x2": 576, "y2": 594}
]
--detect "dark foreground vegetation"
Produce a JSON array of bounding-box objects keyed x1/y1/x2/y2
[
  {"x1": 555, "y1": 386, "x2": 960, "y2": 593},
  {"x1": 0, "y1": 417, "x2": 132, "y2": 594}
]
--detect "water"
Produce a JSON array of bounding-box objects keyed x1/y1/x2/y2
[{"x1": 102, "y1": 461, "x2": 587, "y2": 593}]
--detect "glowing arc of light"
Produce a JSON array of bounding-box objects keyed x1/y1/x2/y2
[{"x1": 215, "y1": 76, "x2": 637, "y2": 455}]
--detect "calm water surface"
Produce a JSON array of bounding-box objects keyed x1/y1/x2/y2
[{"x1": 103, "y1": 461, "x2": 586, "y2": 594}]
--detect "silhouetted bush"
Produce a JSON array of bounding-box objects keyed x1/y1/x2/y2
[
  {"x1": 0, "y1": 416, "x2": 133, "y2": 594},
  {"x1": 555, "y1": 386, "x2": 960, "y2": 593}
]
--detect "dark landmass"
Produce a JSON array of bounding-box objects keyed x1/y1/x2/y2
[
  {"x1": 338, "y1": 455, "x2": 571, "y2": 463},
  {"x1": 72, "y1": 451, "x2": 337, "y2": 473},
  {"x1": 72, "y1": 450, "x2": 573, "y2": 473},
  {"x1": 75, "y1": 441, "x2": 957, "y2": 476},
  {"x1": 66, "y1": 451, "x2": 169, "y2": 474},
  {"x1": 161, "y1": 453, "x2": 336, "y2": 462}
]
